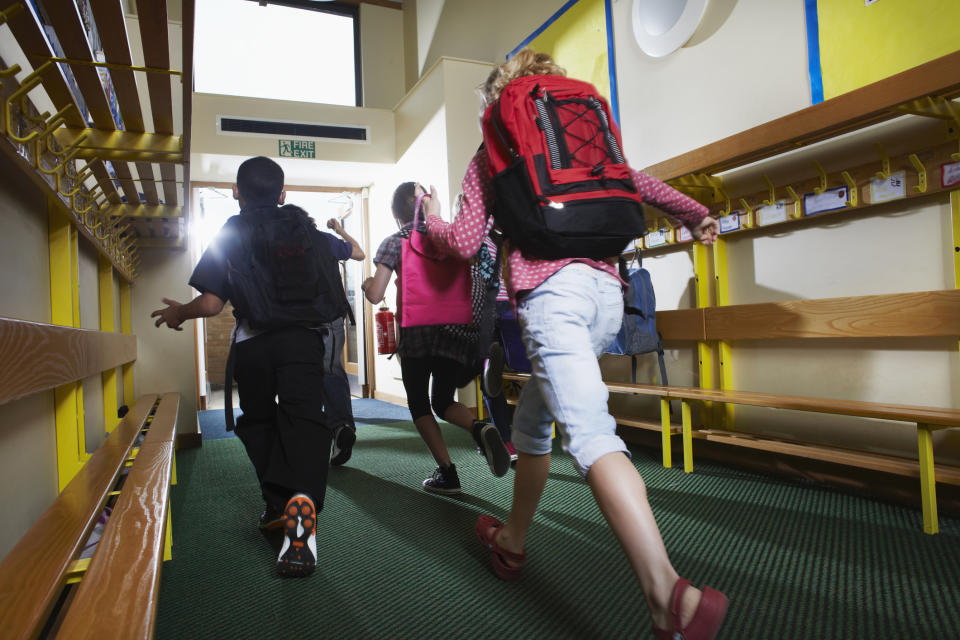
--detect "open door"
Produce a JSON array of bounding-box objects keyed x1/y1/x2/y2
[{"x1": 332, "y1": 193, "x2": 363, "y2": 396}]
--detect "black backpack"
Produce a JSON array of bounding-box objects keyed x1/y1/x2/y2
[
  {"x1": 227, "y1": 205, "x2": 350, "y2": 330},
  {"x1": 604, "y1": 256, "x2": 670, "y2": 418},
  {"x1": 223, "y1": 205, "x2": 351, "y2": 430}
]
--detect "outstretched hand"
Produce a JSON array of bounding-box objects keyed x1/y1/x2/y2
[
  {"x1": 151, "y1": 298, "x2": 184, "y2": 331},
  {"x1": 691, "y1": 216, "x2": 720, "y2": 245},
  {"x1": 423, "y1": 185, "x2": 441, "y2": 217},
  {"x1": 327, "y1": 218, "x2": 344, "y2": 235}
]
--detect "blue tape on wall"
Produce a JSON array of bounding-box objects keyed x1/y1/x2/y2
[
  {"x1": 507, "y1": 0, "x2": 580, "y2": 59},
  {"x1": 804, "y1": 0, "x2": 824, "y2": 104},
  {"x1": 605, "y1": 0, "x2": 620, "y2": 126}
]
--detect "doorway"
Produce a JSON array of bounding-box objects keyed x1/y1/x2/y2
[{"x1": 190, "y1": 184, "x2": 371, "y2": 409}]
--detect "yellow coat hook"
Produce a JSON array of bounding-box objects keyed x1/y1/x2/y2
[
  {"x1": 812, "y1": 161, "x2": 827, "y2": 195},
  {"x1": 874, "y1": 143, "x2": 891, "y2": 180},
  {"x1": 908, "y1": 154, "x2": 927, "y2": 193},
  {"x1": 762, "y1": 175, "x2": 776, "y2": 206},
  {"x1": 841, "y1": 172, "x2": 858, "y2": 207},
  {"x1": 4, "y1": 61, "x2": 58, "y2": 143}
]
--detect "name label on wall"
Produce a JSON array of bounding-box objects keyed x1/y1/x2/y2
[
  {"x1": 868, "y1": 170, "x2": 906, "y2": 203},
  {"x1": 757, "y1": 201, "x2": 788, "y2": 226},
  {"x1": 941, "y1": 160, "x2": 960, "y2": 189},
  {"x1": 719, "y1": 212, "x2": 741, "y2": 233},
  {"x1": 804, "y1": 186, "x2": 848, "y2": 216},
  {"x1": 645, "y1": 229, "x2": 669, "y2": 248},
  {"x1": 279, "y1": 139, "x2": 316, "y2": 158}
]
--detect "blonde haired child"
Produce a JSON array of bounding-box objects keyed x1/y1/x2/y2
[{"x1": 424, "y1": 50, "x2": 727, "y2": 639}]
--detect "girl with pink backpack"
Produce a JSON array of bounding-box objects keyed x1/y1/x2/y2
[{"x1": 362, "y1": 182, "x2": 511, "y2": 495}]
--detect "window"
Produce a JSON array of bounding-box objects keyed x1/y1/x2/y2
[{"x1": 195, "y1": 0, "x2": 361, "y2": 106}]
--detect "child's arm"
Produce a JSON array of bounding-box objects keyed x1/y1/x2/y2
[
  {"x1": 630, "y1": 170, "x2": 710, "y2": 224},
  {"x1": 362, "y1": 263, "x2": 393, "y2": 304},
  {"x1": 425, "y1": 152, "x2": 495, "y2": 259}
]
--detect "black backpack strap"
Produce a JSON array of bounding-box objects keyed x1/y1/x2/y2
[{"x1": 619, "y1": 256, "x2": 643, "y2": 317}]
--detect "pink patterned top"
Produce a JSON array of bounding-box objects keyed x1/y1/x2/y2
[{"x1": 426, "y1": 147, "x2": 710, "y2": 305}]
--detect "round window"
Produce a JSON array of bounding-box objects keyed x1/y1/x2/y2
[{"x1": 632, "y1": 0, "x2": 710, "y2": 57}]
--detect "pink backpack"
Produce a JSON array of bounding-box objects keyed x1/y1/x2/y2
[{"x1": 398, "y1": 193, "x2": 473, "y2": 327}]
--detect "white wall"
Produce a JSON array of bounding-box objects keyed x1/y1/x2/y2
[
  {"x1": 130, "y1": 247, "x2": 198, "y2": 436},
  {"x1": 613, "y1": 0, "x2": 811, "y2": 169},
  {"x1": 0, "y1": 152, "x2": 57, "y2": 561},
  {"x1": 360, "y1": 4, "x2": 406, "y2": 109},
  {"x1": 414, "y1": 0, "x2": 572, "y2": 77}
]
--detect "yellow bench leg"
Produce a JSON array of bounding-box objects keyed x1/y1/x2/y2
[
  {"x1": 660, "y1": 397, "x2": 672, "y2": 468},
  {"x1": 917, "y1": 425, "x2": 938, "y2": 534},
  {"x1": 163, "y1": 497, "x2": 174, "y2": 561},
  {"x1": 171, "y1": 450, "x2": 177, "y2": 486},
  {"x1": 682, "y1": 400, "x2": 693, "y2": 473}
]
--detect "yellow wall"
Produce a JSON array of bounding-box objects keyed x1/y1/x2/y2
[
  {"x1": 818, "y1": 0, "x2": 960, "y2": 100},
  {"x1": 524, "y1": 0, "x2": 612, "y2": 103}
]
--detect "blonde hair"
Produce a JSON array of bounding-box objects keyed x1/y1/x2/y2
[{"x1": 481, "y1": 49, "x2": 566, "y2": 105}]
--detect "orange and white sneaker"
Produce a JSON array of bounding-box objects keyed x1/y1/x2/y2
[{"x1": 277, "y1": 493, "x2": 317, "y2": 578}]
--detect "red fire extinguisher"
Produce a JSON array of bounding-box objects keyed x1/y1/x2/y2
[{"x1": 375, "y1": 306, "x2": 397, "y2": 355}]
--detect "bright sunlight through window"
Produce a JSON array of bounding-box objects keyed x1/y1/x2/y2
[{"x1": 194, "y1": 0, "x2": 358, "y2": 106}]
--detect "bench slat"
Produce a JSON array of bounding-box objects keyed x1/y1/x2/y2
[
  {"x1": 55, "y1": 442, "x2": 173, "y2": 640},
  {"x1": 0, "y1": 395, "x2": 157, "y2": 640},
  {"x1": 53, "y1": 394, "x2": 179, "y2": 639},
  {"x1": 664, "y1": 386, "x2": 960, "y2": 427},
  {"x1": 0, "y1": 318, "x2": 138, "y2": 406},
  {"x1": 503, "y1": 373, "x2": 960, "y2": 427},
  {"x1": 695, "y1": 429, "x2": 960, "y2": 485},
  {"x1": 141, "y1": 392, "x2": 180, "y2": 447},
  {"x1": 703, "y1": 290, "x2": 960, "y2": 340}
]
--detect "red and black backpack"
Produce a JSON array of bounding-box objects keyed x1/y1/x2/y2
[{"x1": 481, "y1": 75, "x2": 646, "y2": 259}]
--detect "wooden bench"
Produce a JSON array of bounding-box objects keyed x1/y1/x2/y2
[
  {"x1": 504, "y1": 370, "x2": 960, "y2": 534},
  {"x1": 499, "y1": 288, "x2": 960, "y2": 536},
  {"x1": 0, "y1": 392, "x2": 179, "y2": 640}
]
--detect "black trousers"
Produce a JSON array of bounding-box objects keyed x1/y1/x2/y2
[
  {"x1": 234, "y1": 326, "x2": 332, "y2": 510},
  {"x1": 318, "y1": 317, "x2": 355, "y2": 433}
]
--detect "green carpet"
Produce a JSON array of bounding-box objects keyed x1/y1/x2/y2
[{"x1": 156, "y1": 413, "x2": 960, "y2": 639}]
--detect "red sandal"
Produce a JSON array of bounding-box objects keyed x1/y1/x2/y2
[
  {"x1": 652, "y1": 577, "x2": 728, "y2": 640},
  {"x1": 475, "y1": 515, "x2": 526, "y2": 581}
]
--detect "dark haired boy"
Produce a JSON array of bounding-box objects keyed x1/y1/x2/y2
[{"x1": 152, "y1": 156, "x2": 350, "y2": 578}]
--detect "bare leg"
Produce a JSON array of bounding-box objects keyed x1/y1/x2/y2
[
  {"x1": 414, "y1": 414, "x2": 451, "y2": 467},
  {"x1": 442, "y1": 401, "x2": 476, "y2": 432},
  {"x1": 587, "y1": 451, "x2": 701, "y2": 630},
  {"x1": 483, "y1": 451, "x2": 550, "y2": 562}
]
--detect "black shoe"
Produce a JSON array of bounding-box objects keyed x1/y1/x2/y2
[
  {"x1": 422, "y1": 464, "x2": 462, "y2": 495},
  {"x1": 472, "y1": 420, "x2": 511, "y2": 478},
  {"x1": 277, "y1": 494, "x2": 317, "y2": 578},
  {"x1": 482, "y1": 343, "x2": 505, "y2": 397},
  {"x1": 258, "y1": 503, "x2": 284, "y2": 531},
  {"x1": 331, "y1": 425, "x2": 356, "y2": 466}
]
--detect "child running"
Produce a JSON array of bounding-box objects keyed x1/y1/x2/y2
[
  {"x1": 362, "y1": 181, "x2": 511, "y2": 495},
  {"x1": 424, "y1": 50, "x2": 727, "y2": 639}
]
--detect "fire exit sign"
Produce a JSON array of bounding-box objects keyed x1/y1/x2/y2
[{"x1": 279, "y1": 139, "x2": 315, "y2": 158}]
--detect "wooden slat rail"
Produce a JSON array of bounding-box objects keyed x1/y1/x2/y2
[
  {"x1": 0, "y1": 395, "x2": 157, "y2": 640},
  {"x1": 643, "y1": 50, "x2": 960, "y2": 181},
  {"x1": 703, "y1": 290, "x2": 960, "y2": 341},
  {"x1": 502, "y1": 372, "x2": 960, "y2": 533},
  {"x1": 654, "y1": 289, "x2": 960, "y2": 343},
  {"x1": 55, "y1": 393, "x2": 180, "y2": 640},
  {"x1": 0, "y1": 317, "x2": 137, "y2": 406}
]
